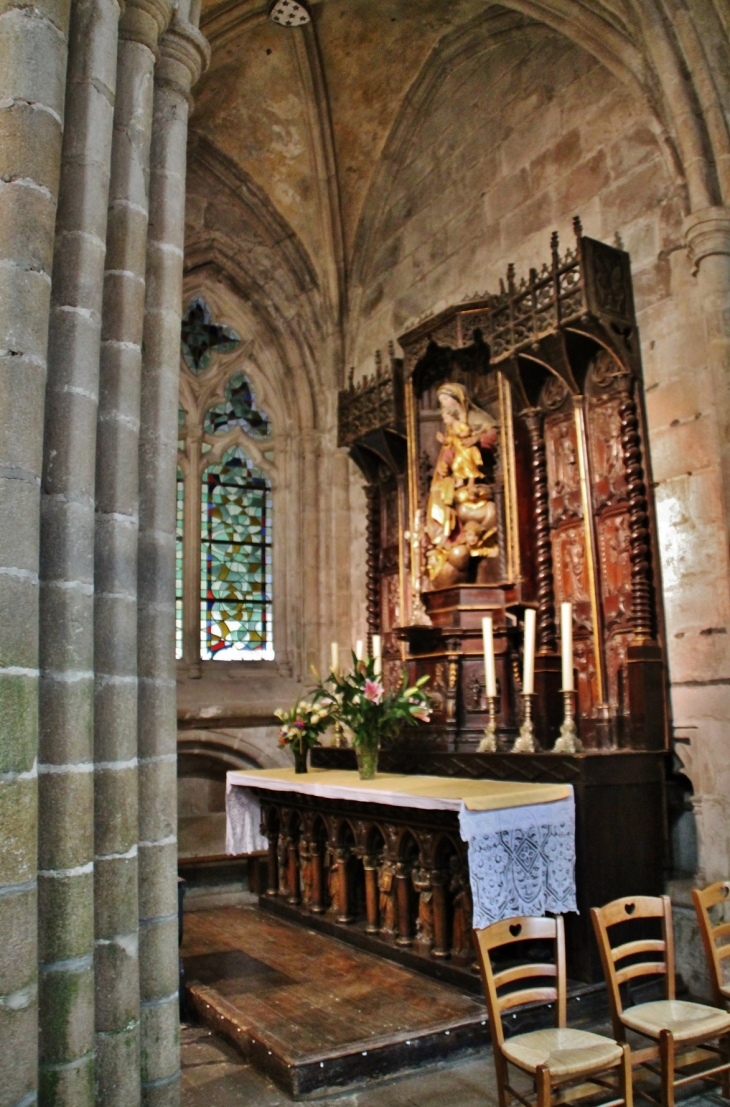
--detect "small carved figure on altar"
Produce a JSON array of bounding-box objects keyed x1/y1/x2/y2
[
  {"x1": 411, "y1": 866, "x2": 434, "y2": 947},
  {"x1": 377, "y1": 859, "x2": 397, "y2": 936},
  {"x1": 326, "y1": 850, "x2": 339, "y2": 910},
  {"x1": 449, "y1": 856, "x2": 473, "y2": 959},
  {"x1": 423, "y1": 382, "x2": 500, "y2": 588},
  {"x1": 299, "y1": 840, "x2": 313, "y2": 910},
  {"x1": 277, "y1": 836, "x2": 289, "y2": 897}
]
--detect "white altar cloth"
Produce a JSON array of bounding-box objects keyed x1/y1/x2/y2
[{"x1": 225, "y1": 767, "x2": 576, "y2": 924}]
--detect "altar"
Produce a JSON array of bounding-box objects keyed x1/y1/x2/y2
[{"x1": 226, "y1": 768, "x2": 576, "y2": 988}]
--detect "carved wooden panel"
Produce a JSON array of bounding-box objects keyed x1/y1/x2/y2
[
  {"x1": 574, "y1": 638, "x2": 599, "y2": 724},
  {"x1": 551, "y1": 523, "x2": 591, "y2": 631},
  {"x1": 605, "y1": 632, "x2": 630, "y2": 712},
  {"x1": 545, "y1": 415, "x2": 581, "y2": 524},
  {"x1": 597, "y1": 511, "x2": 632, "y2": 633},
  {"x1": 588, "y1": 398, "x2": 626, "y2": 510}
]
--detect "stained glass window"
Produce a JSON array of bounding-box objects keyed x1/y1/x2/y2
[
  {"x1": 176, "y1": 467, "x2": 184, "y2": 660},
  {"x1": 204, "y1": 373, "x2": 271, "y2": 438},
  {"x1": 200, "y1": 446, "x2": 273, "y2": 660},
  {"x1": 181, "y1": 298, "x2": 240, "y2": 374}
]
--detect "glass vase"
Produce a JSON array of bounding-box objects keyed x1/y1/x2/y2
[
  {"x1": 292, "y1": 746, "x2": 308, "y2": 774},
  {"x1": 355, "y1": 742, "x2": 379, "y2": 780}
]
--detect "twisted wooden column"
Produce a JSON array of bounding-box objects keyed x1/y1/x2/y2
[
  {"x1": 618, "y1": 376, "x2": 654, "y2": 640},
  {"x1": 365, "y1": 483, "x2": 381, "y2": 651},
  {"x1": 525, "y1": 410, "x2": 557, "y2": 653}
]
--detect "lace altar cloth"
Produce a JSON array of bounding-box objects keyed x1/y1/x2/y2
[
  {"x1": 225, "y1": 784, "x2": 268, "y2": 855},
  {"x1": 225, "y1": 768, "x2": 576, "y2": 924},
  {"x1": 459, "y1": 795, "x2": 577, "y2": 927}
]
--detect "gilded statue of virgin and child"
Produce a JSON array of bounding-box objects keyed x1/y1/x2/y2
[{"x1": 422, "y1": 381, "x2": 500, "y2": 589}]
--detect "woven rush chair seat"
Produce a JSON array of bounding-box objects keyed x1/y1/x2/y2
[
  {"x1": 502, "y1": 1027, "x2": 624, "y2": 1077},
  {"x1": 620, "y1": 999, "x2": 730, "y2": 1043},
  {"x1": 474, "y1": 915, "x2": 632, "y2": 1107},
  {"x1": 592, "y1": 893, "x2": 730, "y2": 1107}
]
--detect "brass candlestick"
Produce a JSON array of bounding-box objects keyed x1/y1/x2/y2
[
  {"x1": 477, "y1": 694, "x2": 498, "y2": 753},
  {"x1": 332, "y1": 719, "x2": 346, "y2": 748},
  {"x1": 513, "y1": 692, "x2": 536, "y2": 753},
  {"x1": 554, "y1": 689, "x2": 582, "y2": 754}
]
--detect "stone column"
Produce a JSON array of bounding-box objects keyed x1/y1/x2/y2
[
  {"x1": 685, "y1": 208, "x2": 730, "y2": 536},
  {"x1": 681, "y1": 206, "x2": 730, "y2": 879},
  {"x1": 94, "y1": 1, "x2": 170, "y2": 1104},
  {"x1": 137, "y1": 21, "x2": 208, "y2": 1107},
  {"x1": 38, "y1": 1, "x2": 120, "y2": 1102},
  {"x1": 0, "y1": 0, "x2": 70, "y2": 1101}
]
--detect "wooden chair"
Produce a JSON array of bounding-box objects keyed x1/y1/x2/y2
[
  {"x1": 692, "y1": 881, "x2": 730, "y2": 1009},
  {"x1": 591, "y1": 894, "x2": 730, "y2": 1107},
  {"x1": 474, "y1": 915, "x2": 632, "y2": 1107}
]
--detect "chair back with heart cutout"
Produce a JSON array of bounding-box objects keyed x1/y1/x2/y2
[
  {"x1": 473, "y1": 915, "x2": 566, "y2": 1049},
  {"x1": 590, "y1": 895, "x2": 674, "y2": 1039},
  {"x1": 692, "y1": 881, "x2": 730, "y2": 1008}
]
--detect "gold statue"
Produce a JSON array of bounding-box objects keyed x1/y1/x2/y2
[{"x1": 423, "y1": 382, "x2": 500, "y2": 588}]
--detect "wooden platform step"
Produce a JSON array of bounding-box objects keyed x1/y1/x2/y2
[
  {"x1": 182, "y1": 905, "x2": 490, "y2": 1097},
  {"x1": 182, "y1": 905, "x2": 607, "y2": 1099}
]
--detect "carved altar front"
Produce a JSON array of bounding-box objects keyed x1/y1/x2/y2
[{"x1": 339, "y1": 221, "x2": 668, "y2": 753}]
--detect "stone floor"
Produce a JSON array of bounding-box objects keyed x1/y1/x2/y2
[
  {"x1": 181, "y1": 1020, "x2": 730, "y2": 1107},
  {"x1": 181, "y1": 1022, "x2": 499, "y2": 1106}
]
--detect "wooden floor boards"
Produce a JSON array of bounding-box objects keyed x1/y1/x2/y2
[{"x1": 182, "y1": 905, "x2": 490, "y2": 1097}]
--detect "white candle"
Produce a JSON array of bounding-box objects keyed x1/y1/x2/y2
[
  {"x1": 330, "y1": 641, "x2": 339, "y2": 676},
  {"x1": 561, "y1": 602, "x2": 574, "y2": 692},
  {"x1": 355, "y1": 639, "x2": 363, "y2": 661},
  {"x1": 372, "y1": 635, "x2": 382, "y2": 676},
  {"x1": 523, "y1": 608, "x2": 536, "y2": 695},
  {"x1": 481, "y1": 616, "x2": 497, "y2": 699}
]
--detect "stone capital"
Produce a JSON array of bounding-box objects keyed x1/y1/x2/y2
[
  {"x1": 156, "y1": 20, "x2": 211, "y2": 101},
  {"x1": 683, "y1": 206, "x2": 730, "y2": 274},
  {"x1": 119, "y1": 0, "x2": 173, "y2": 53}
]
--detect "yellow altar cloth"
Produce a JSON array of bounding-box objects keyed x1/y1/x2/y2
[{"x1": 225, "y1": 766, "x2": 570, "y2": 813}]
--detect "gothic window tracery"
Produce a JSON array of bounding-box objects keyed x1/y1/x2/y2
[{"x1": 177, "y1": 297, "x2": 275, "y2": 663}]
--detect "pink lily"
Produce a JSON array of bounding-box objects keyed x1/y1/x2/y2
[
  {"x1": 410, "y1": 706, "x2": 431, "y2": 722},
  {"x1": 364, "y1": 679, "x2": 384, "y2": 705}
]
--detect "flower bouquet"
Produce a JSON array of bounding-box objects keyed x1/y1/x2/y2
[
  {"x1": 275, "y1": 693, "x2": 334, "y2": 773},
  {"x1": 321, "y1": 656, "x2": 431, "y2": 779}
]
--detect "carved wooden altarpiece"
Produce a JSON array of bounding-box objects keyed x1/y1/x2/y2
[{"x1": 338, "y1": 220, "x2": 668, "y2": 753}]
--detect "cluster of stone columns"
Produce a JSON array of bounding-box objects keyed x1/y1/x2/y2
[{"x1": 0, "y1": 0, "x2": 208, "y2": 1104}]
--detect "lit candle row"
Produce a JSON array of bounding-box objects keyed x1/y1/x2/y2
[{"x1": 481, "y1": 602, "x2": 574, "y2": 700}]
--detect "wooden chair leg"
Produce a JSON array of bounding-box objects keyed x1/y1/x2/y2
[
  {"x1": 619, "y1": 1044, "x2": 633, "y2": 1107},
  {"x1": 721, "y1": 1033, "x2": 730, "y2": 1099},
  {"x1": 494, "y1": 1047, "x2": 510, "y2": 1107},
  {"x1": 536, "y1": 1063, "x2": 551, "y2": 1107},
  {"x1": 659, "y1": 1030, "x2": 675, "y2": 1107}
]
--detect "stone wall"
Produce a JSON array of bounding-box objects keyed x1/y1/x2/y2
[{"x1": 346, "y1": 20, "x2": 730, "y2": 886}]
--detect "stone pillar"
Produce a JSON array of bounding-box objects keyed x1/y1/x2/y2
[
  {"x1": 94, "y1": 1, "x2": 170, "y2": 1103},
  {"x1": 37, "y1": 1, "x2": 120, "y2": 1102},
  {"x1": 681, "y1": 206, "x2": 730, "y2": 879},
  {"x1": 137, "y1": 21, "x2": 208, "y2": 1107},
  {"x1": 0, "y1": 0, "x2": 70, "y2": 1100},
  {"x1": 685, "y1": 208, "x2": 730, "y2": 538}
]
